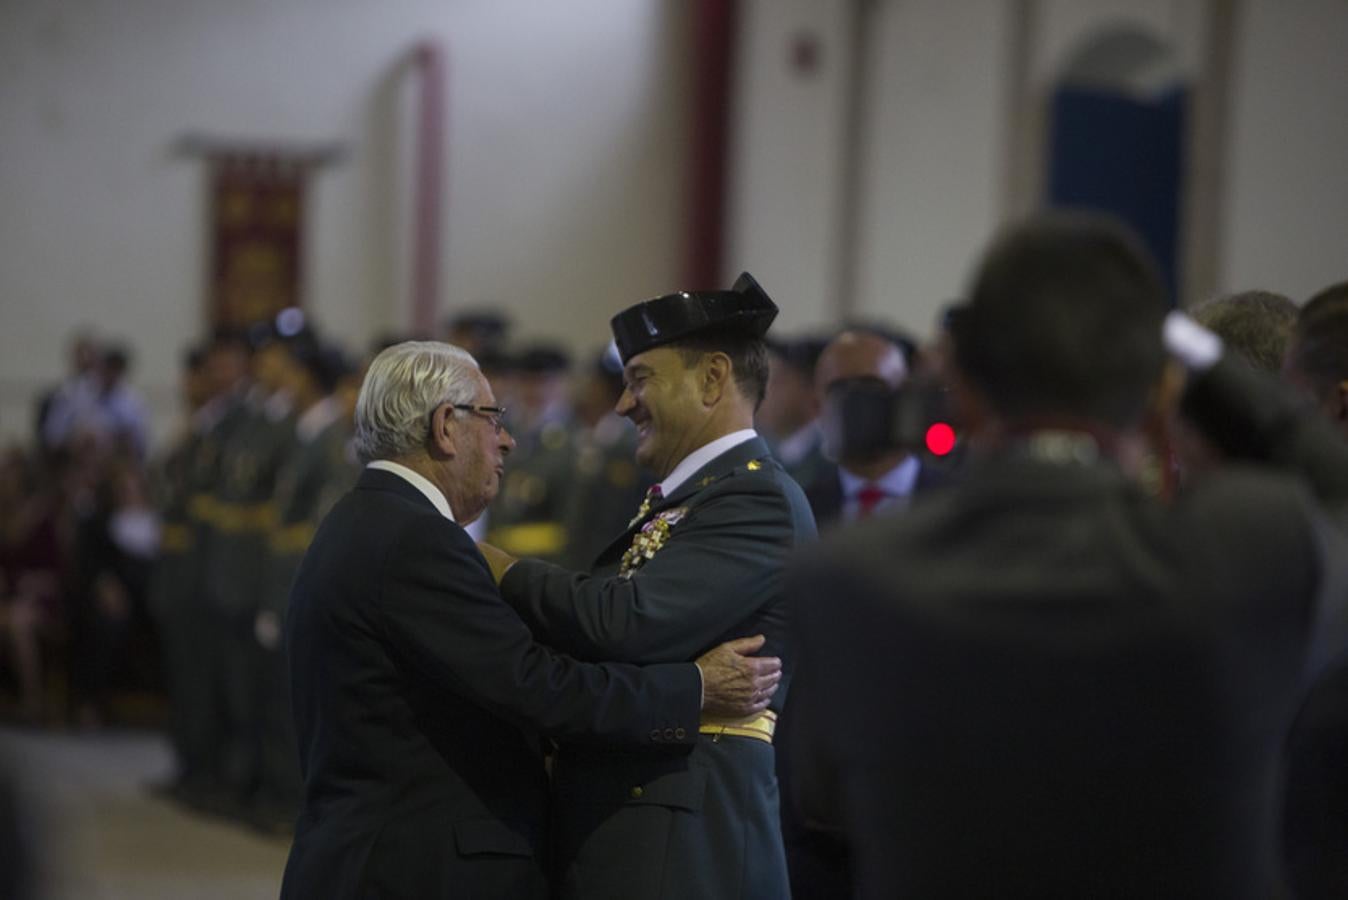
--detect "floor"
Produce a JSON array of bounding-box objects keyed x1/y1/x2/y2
[{"x1": 0, "y1": 726, "x2": 290, "y2": 900}]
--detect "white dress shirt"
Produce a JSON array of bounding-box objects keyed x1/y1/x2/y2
[
  {"x1": 658, "y1": 429, "x2": 759, "y2": 497},
  {"x1": 366, "y1": 460, "x2": 456, "y2": 521},
  {"x1": 839, "y1": 455, "x2": 921, "y2": 522}
]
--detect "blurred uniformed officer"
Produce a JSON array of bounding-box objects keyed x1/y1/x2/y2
[
  {"x1": 480, "y1": 274, "x2": 817, "y2": 900},
  {"x1": 145, "y1": 344, "x2": 210, "y2": 797},
  {"x1": 248, "y1": 333, "x2": 358, "y2": 832},
  {"x1": 758, "y1": 335, "x2": 830, "y2": 490},
  {"x1": 559, "y1": 344, "x2": 651, "y2": 570},
  {"x1": 171, "y1": 329, "x2": 253, "y2": 806},
  {"x1": 196, "y1": 321, "x2": 298, "y2": 809},
  {"x1": 485, "y1": 345, "x2": 576, "y2": 562}
]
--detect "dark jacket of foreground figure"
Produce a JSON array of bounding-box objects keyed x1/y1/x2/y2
[
  {"x1": 788, "y1": 358, "x2": 1348, "y2": 900},
  {"x1": 279, "y1": 468, "x2": 701, "y2": 900}
]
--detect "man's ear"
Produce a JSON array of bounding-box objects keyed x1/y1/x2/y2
[
  {"x1": 1334, "y1": 379, "x2": 1348, "y2": 429},
  {"x1": 427, "y1": 404, "x2": 458, "y2": 459},
  {"x1": 700, "y1": 352, "x2": 733, "y2": 406}
]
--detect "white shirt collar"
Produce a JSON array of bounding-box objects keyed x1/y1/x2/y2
[
  {"x1": 839, "y1": 454, "x2": 921, "y2": 499},
  {"x1": 366, "y1": 460, "x2": 456, "y2": 521},
  {"x1": 659, "y1": 429, "x2": 758, "y2": 497}
]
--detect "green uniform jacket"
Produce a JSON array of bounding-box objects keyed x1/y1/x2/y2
[
  {"x1": 488, "y1": 420, "x2": 576, "y2": 563},
  {"x1": 200, "y1": 400, "x2": 296, "y2": 617},
  {"x1": 262, "y1": 415, "x2": 356, "y2": 616},
  {"x1": 500, "y1": 435, "x2": 817, "y2": 900},
  {"x1": 560, "y1": 417, "x2": 650, "y2": 571}
]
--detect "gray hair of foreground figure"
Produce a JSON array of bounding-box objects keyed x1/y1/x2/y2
[{"x1": 354, "y1": 341, "x2": 480, "y2": 464}]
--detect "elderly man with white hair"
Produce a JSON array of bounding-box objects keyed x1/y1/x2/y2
[{"x1": 279, "y1": 341, "x2": 782, "y2": 900}]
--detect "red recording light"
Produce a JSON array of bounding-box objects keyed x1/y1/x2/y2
[{"x1": 925, "y1": 422, "x2": 956, "y2": 456}]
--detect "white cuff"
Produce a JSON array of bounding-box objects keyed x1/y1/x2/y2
[{"x1": 1163, "y1": 311, "x2": 1223, "y2": 372}]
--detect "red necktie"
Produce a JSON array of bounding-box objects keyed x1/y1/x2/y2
[{"x1": 856, "y1": 483, "x2": 886, "y2": 519}]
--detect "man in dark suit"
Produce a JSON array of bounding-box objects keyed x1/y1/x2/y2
[
  {"x1": 280, "y1": 340, "x2": 782, "y2": 900},
  {"x1": 479, "y1": 274, "x2": 817, "y2": 900},
  {"x1": 803, "y1": 329, "x2": 951, "y2": 527},
  {"x1": 787, "y1": 213, "x2": 1348, "y2": 899}
]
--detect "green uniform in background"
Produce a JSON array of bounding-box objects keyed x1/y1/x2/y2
[
  {"x1": 251, "y1": 398, "x2": 355, "y2": 824},
  {"x1": 487, "y1": 418, "x2": 576, "y2": 563},
  {"x1": 559, "y1": 414, "x2": 650, "y2": 571},
  {"x1": 198, "y1": 393, "x2": 296, "y2": 801},
  {"x1": 145, "y1": 421, "x2": 207, "y2": 790}
]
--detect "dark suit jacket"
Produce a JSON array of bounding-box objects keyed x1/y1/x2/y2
[
  {"x1": 500, "y1": 436, "x2": 817, "y2": 900},
  {"x1": 788, "y1": 358, "x2": 1348, "y2": 900},
  {"x1": 280, "y1": 468, "x2": 702, "y2": 900},
  {"x1": 802, "y1": 454, "x2": 952, "y2": 529}
]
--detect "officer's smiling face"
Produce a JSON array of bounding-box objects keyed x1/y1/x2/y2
[{"x1": 617, "y1": 347, "x2": 706, "y2": 479}]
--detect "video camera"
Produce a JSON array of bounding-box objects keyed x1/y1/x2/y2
[{"x1": 823, "y1": 376, "x2": 960, "y2": 463}]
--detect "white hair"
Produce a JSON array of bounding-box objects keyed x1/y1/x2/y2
[{"x1": 354, "y1": 341, "x2": 481, "y2": 464}]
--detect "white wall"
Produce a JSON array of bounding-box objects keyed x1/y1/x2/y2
[
  {"x1": 728, "y1": 0, "x2": 1348, "y2": 341},
  {"x1": 851, "y1": 0, "x2": 1009, "y2": 333},
  {"x1": 4, "y1": 0, "x2": 1347, "y2": 449},
  {"x1": 0, "y1": 0, "x2": 690, "y2": 447},
  {"x1": 1222, "y1": 0, "x2": 1348, "y2": 302},
  {"x1": 725, "y1": 0, "x2": 854, "y2": 334}
]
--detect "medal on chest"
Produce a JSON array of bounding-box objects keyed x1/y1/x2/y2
[{"x1": 618, "y1": 507, "x2": 689, "y2": 578}]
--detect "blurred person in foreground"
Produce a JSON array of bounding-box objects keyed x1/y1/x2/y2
[
  {"x1": 478, "y1": 274, "x2": 817, "y2": 900},
  {"x1": 280, "y1": 341, "x2": 781, "y2": 900},
  {"x1": 1168, "y1": 290, "x2": 1298, "y2": 482},
  {"x1": 787, "y1": 212, "x2": 1348, "y2": 899},
  {"x1": 1279, "y1": 280, "x2": 1348, "y2": 899},
  {"x1": 1284, "y1": 281, "x2": 1348, "y2": 438}
]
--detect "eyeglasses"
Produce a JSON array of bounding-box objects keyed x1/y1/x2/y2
[{"x1": 451, "y1": 404, "x2": 508, "y2": 433}]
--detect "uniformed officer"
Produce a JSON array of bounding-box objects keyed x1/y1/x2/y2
[
  {"x1": 195, "y1": 322, "x2": 298, "y2": 811},
  {"x1": 559, "y1": 344, "x2": 651, "y2": 570},
  {"x1": 174, "y1": 328, "x2": 253, "y2": 807},
  {"x1": 479, "y1": 273, "x2": 817, "y2": 900},
  {"x1": 485, "y1": 344, "x2": 576, "y2": 562},
  {"x1": 249, "y1": 333, "x2": 357, "y2": 832},
  {"x1": 144, "y1": 344, "x2": 210, "y2": 798}
]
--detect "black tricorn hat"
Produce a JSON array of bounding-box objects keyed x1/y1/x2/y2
[{"x1": 609, "y1": 272, "x2": 778, "y2": 364}]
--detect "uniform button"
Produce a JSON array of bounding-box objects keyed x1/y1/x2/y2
[
  {"x1": 663, "y1": 728, "x2": 675, "y2": 741},
  {"x1": 650, "y1": 729, "x2": 661, "y2": 741},
  {"x1": 675, "y1": 727, "x2": 686, "y2": 740},
  {"x1": 630, "y1": 786, "x2": 644, "y2": 799}
]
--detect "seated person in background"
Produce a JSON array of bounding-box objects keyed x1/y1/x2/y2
[
  {"x1": 787, "y1": 212, "x2": 1348, "y2": 900},
  {"x1": 0, "y1": 447, "x2": 65, "y2": 724}
]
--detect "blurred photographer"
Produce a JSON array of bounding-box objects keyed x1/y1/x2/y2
[{"x1": 787, "y1": 212, "x2": 1348, "y2": 899}]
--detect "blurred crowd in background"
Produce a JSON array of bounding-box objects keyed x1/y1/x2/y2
[
  {"x1": 0, "y1": 303, "x2": 931, "y2": 835},
  {"x1": 0, "y1": 278, "x2": 1329, "y2": 851}
]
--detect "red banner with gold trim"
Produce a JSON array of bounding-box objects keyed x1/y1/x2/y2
[{"x1": 209, "y1": 154, "x2": 306, "y2": 328}]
